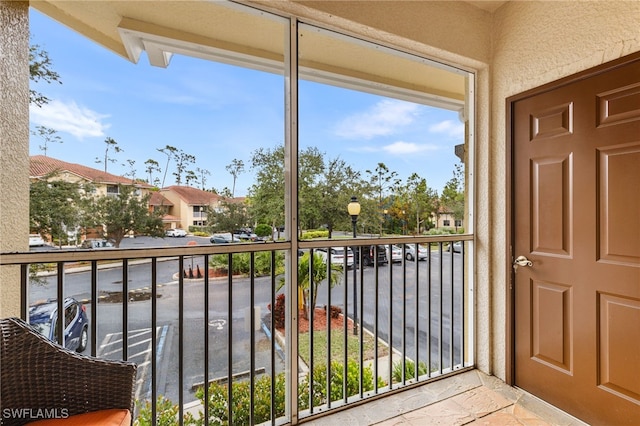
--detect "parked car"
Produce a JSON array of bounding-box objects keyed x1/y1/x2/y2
[
  {"x1": 387, "y1": 245, "x2": 404, "y2": 263},
  {"x1": 449, "y1": 241, "x2": 463, "y2": 253},
  {"x1": 165, "y1": 228, "x2": 187, "y2": 237},
  {"x1": 79, "y1": 238, "x2": 114, "y2": 249},
  {"x1": 233, "y1": 229, "x2": 258, "y2": 241},
  {"x1": 402, "y1": 243, "x2": 429, "y2": 261},
  {"x1": 210, "y1": 234, "x2": 231, "y2": 244},
  {"x1": 354, "y1": 245, "x2": 388, "y2": 267},
  {"x1": 316, "y1": 247, "x2": 354, "y2": 268},
  {"x1": 28, "y1": 297, "x2": 89, "y2": 353},
  {"x1": 28, "y1": 234, "x2": 46, "y2": 247}
]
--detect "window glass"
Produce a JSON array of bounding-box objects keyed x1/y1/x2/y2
[
  {"x1": 64, "y1": 304, "x2": 77, "y2": 328},
  {"x1": 298, "y1": 24, "x2": 470, "y2": 237}
]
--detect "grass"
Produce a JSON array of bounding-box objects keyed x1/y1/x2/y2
[{"x1": 298, "y1": 328, "x2": 389, "y2": 366}]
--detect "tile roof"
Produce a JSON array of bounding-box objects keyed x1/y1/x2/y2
[
  {"x1": 162, "y1": 185, "x2": 220, "y2": 205},
  {"x1": 149, "y1": 191, "x2": 173, "y2": 206},
  {"x1": 30, "y1": 155, "x2": 151, "y2": 187}
]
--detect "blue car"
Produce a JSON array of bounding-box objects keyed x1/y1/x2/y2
[{"x1": 29, "y1": 297, "x2": 89, "y2": 353}]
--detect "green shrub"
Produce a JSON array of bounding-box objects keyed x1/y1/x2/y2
[
  {"x1": 300, "y1": 230, "x2": 328, "y2": 239},
  {"x1": 134, "y1": 395, "x2": 179, "y2": 426},
  {"x1": 254, "y1": 224, "x2": 272, "y2": 238},
  {"x1": 391, "y1": 359, "x2": 429, "y2": 383},
  {"x1": 298, "y1": 359, "x2": 384, "y2": 408},
  {"x1": 135, "y1": 362, "x2": 384, "y2": 425},
  {"x1": 209, "y1": 251, "x2": 285, "y2": 276}
]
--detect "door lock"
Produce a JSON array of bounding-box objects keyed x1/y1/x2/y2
[{"x1": 513, "y1": 255, "x2": 532, "y2": 272}]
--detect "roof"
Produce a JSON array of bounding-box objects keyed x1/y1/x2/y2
[
  {"x1": 30, "y1": 155, "x2": 151, "y2": 187},
  {"x1": 162, "y1": 185, "x2": 220, "y2": 206},
  {"x1": 149, "y1": 191, "x2": 173, "y2": 206}
]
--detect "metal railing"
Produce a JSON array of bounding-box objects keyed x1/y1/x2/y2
[{"x1": 1, "y1": 235, "x2": 473, "y2": 425}]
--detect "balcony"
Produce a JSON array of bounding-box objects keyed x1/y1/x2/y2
[{"x1": 1, "y1": 236, "x2": 579, "y2": 425}]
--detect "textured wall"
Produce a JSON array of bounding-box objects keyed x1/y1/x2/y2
[
  {"x1": 0, "y1": 1, "x2": 29, "y2": 318},
  {"x1": 488, "y1": 0, "x2": 640, "y2": 380}
]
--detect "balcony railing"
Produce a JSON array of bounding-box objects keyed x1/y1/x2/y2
[{"x1": 1, "y1": 235, "x2": 473, "y2": 425}]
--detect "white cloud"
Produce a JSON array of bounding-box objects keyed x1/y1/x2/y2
[
  {"x1": 382, "y1": 141, "x2": 438, "y2": 155},
  {"x1": 29, "y1": 100, "x2": 110, "y2": 139},
  {"x1": 429, "y1": 119, "x2": 464, "y2": 138},
  {"x1": 350, "y1": 140, "x2": 438, "y2": 155},
  {"x1": 334, "y1": 99, "x2": 421, "y2": 140}
]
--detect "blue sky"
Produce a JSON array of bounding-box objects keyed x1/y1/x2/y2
[{"x1": 29, "y1": 9, "x2": 464, "y2": 197}]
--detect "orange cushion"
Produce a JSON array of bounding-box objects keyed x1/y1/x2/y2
[{"x1": 27, "y1": 409, "x2": 131, "y2": 426}]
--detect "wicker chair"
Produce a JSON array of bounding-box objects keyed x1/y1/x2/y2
[{"x1": 0, "y1": 317, "x2": 137, "y2": 426}]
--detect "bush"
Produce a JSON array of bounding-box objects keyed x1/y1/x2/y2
[
  {"x1": 134, "y1": 395, "x2": 179, "y2": 426},
  {"x1": 300, "y1": 230, "x2": 328, "y2": 239},
  {"x1": 210, "y1": 251, "x2": 285, "y2": 276},
  {"x1": 135, "y1": 361, "x2": 384, "y2": 425},
  {"x1": 254, "y1": 223, "x2": 272, "y2": 238},
  {"x1": 391, "y1": 359, "x2": 429, "y2": 383},
  {"x1": 299, "y1": 359, "x2": 384, "y2": 408}
]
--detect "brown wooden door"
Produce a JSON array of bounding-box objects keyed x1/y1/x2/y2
[{"x1": 512, "y1": 54, "x2": 640, "y2": 425}]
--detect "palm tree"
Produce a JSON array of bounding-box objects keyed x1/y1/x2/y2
[{"x1": 280, "y1": 252, "x2": 342, "y2": 319}]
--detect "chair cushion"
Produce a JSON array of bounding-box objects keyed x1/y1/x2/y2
[{"x1": 26, "y1": 409, "x2": 131, "y2": 426}]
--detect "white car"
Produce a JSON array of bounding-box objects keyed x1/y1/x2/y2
[
  {"x1": 387, "y1": 245, "x2": 404, "y2": 263},
  {"x1": 402, "y1": 243, "x2": 429, "y2": 261},
  {"x1": 165, "y1": 228, "x2": 187, "y2": 237},
  {"x1": 29, "y1": 234, "x2": 46, "y2": 247},
  {"x1": 449, "y1": 241, "x2": 463, "y2": 253},
  {"x1": 316, "y1": 247, "x2": 354, "y2": 267}
]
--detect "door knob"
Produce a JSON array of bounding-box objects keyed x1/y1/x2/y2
[{"x1": 513, "y1": 255, "x2": 532, "y2": 272}]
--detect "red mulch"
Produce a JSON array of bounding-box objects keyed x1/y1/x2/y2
[{"x1": 278, "y1": 308, "x2": 353, "y2": 333}]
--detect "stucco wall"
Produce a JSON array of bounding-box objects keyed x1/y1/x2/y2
[
  {"x1": 488, "y1": 0, "x2": 640, "y2": 380},
  {"x1": 0, "y1": 1, "x2": 29, "y2": 318}
]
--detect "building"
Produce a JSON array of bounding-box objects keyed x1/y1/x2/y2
[
  {"x1": 30, "y1": 155, "x2": 152, "y2": 199},
  {"x1": 29, "y1": 155, "x2": 153, "y2": 240},
  {"x1": 159, "y1": 185, "x2": 222, "y2": 229}
]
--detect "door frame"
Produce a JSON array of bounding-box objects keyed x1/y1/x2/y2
[{"x1": 505, "y1": 51, "x2": 640, "y2": 386}]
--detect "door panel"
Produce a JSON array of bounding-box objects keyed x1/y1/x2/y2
[{"x1": 513, "y1": 55, "x2": 640, "y2": 425}]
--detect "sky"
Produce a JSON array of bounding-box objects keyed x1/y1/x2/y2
[{"x1": 29, "y1": 9, "x2": 465, "y2": 198}]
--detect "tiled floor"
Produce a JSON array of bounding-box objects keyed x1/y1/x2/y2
[{"x1": 303, "y1": 370, "x2": 588, "y2": 425}]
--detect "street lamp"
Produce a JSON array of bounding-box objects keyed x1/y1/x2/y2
[
  {"x1": 383, "y1": 209, "x2": 388, "y2": 235},
  {"x1": 347, "y1": 196, "x2": 360, "y2": 335}
]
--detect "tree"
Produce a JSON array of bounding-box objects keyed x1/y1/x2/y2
[
  {"x1": 95, "y1": 137, "x2": 123, "y2": 173},
  {"x1": 195, "y1": 167, "x2": 211, "y2": 190},
  {"x1": 206, "y1": 200, "x2": 249, "y2": 233},
  {"x1": 279, "y1": 252, "x2": 341, "y2": 319},
  {"x1": 184, "y1": 170, "x2": 198, "y2": 187},
  {"x1": 248, "y1": 146, "x2": 285, "y2": 233},
  {"x1": 144, "y1": 159, "x2": 161, "y2": 186},
  {"x1": 226, "y1": 159, "x2": 245, "y2": 197},
  {"x1": 29, "y1": 43, "x2": 62, "y2": 108},
  {"x1": 440, "y1": 164, "x2": 465, "y2": 230},
  {"x1": 124, "y1": 159, "x2": 137, "y2": 182},
  {"x1": 172, "y1": 149, "x2": 196, "y2": 185},
  {"x1": 157, "y1": 145, "x2": 178, "y2": 188},
  {"x1": 403, "y1": 173, "x2": 438, "y2": 234},
  {"x1": 316, "y1": 157, "x2": 362, "y2": 238},
  {"x1": 30, "y1": 175, "x2": 88, "y2": 248},
  {"x1": 365, "y1": 163, "x2": 400, "y2": 235},
  {"x1": 297, "y1": 147, "x2": 325, "y2": 233},
  {"x1": 33, "y1": 125, "x2": 62, "y2": 156},
  {"x1": 89, "y1": 185, "x2": 164, "y2": 247}
]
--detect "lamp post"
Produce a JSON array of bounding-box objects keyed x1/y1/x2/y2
[
  {"x1": 347, "y1": 196, "x2": 360, "y2": 335},
  {"x1": 383, "y1": 209, "x2": 388, "y2": 235}
]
